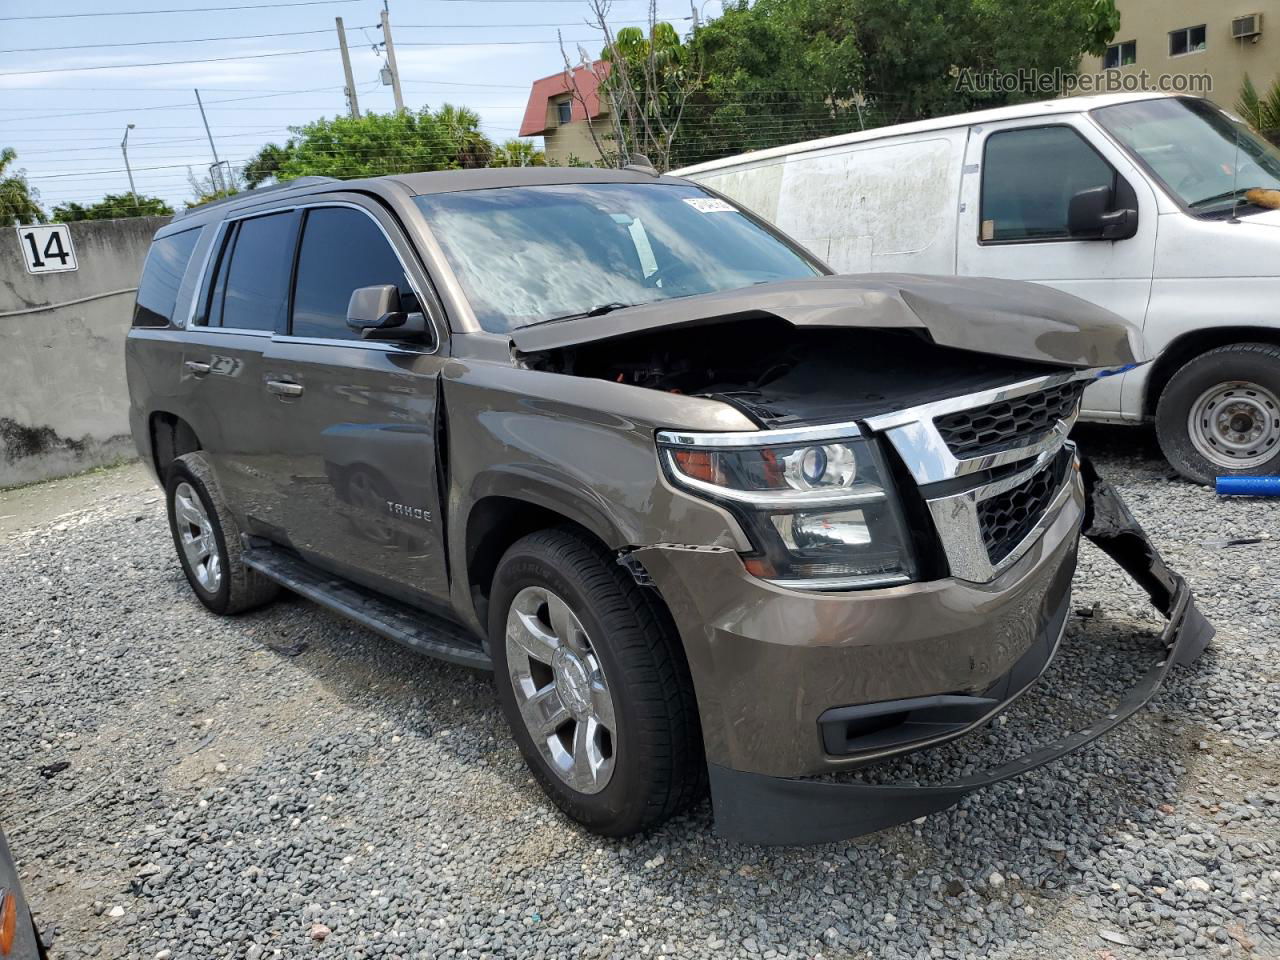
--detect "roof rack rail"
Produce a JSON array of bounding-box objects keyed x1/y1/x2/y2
[{"x1": 173, "y1": 176, "x2": 340, "y2": 219}]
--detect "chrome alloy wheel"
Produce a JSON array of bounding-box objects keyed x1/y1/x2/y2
[
  {"x1": 504, "y1": 585, "x2": 617, "y2": 794},
  {"x1": 173, "y1": 481, "x2": 222, "y2": 594},
  {"x1": 1187, "y1": 380, "x2": 1280, "y2": 470}
]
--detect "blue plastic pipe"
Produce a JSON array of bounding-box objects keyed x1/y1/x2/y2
[{"x1": 1216, "y1": 476, "x2": 1280, "y2": 496}]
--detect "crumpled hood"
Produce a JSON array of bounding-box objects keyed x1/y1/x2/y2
[{"x1": 511, "y1": 273, "x2": 1140, "y2": 369}]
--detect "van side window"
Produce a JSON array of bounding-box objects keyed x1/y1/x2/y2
[
  {"x1": 133, "y1": 227, "x2": 201, "y2": 327},
  {"x1": 217, "y1": 212, "x2": 297, "y2": 332},
  {"x1": 290, "y1": 206, "x2": 418, "y2": 341},
  {"x1": 979, "y1": 127, "x2": 1116, "y2": 243}
]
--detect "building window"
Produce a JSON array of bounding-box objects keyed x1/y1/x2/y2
[
  {"x1": 556, "y1": 99, "x2": 572, "y2": 124},
  {"x1": 1104, "y1": 40, "x2": 1137, "y2": 69},
  {"x1": 1169, "y1": 24, "x2": 1206, "y2": 57}
]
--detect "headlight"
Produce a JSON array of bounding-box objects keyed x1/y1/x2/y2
[{"x1": 658, "y1": 429, "x2": 915, "y2": 589}]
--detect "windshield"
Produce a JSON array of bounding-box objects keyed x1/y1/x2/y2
[
  {"x1": 1093, "y1": 97, "x2": 1280, "y2": 217},
  {"x1": 414, "y1": 182, "x2": 821, "y2": 333}
]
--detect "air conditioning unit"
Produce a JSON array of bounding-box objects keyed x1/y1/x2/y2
[{"x1": 1231, "y1": 13, "x2": 1262, "y2": 39}]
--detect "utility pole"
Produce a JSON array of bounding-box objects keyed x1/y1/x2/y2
[
  {"x1": 193, "y1": 88, "x2": 226, "y2": 193},
  {"x1": 690, "y1": 0, "x2": 699, "y2": 31},
  {"x1": 121, "y1": 123, "x2": 137, "y2": 203},
  {"x1": 335, "y1": 16, "x2": 360, "y2": 118},
  {"x1": 380, "y1": 5, "x2": 405, "y2": 113}
]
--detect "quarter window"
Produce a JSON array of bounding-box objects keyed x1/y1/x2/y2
[
  {"x1": 290, "y1": 207, "x2": 417, "y2": 340},
  {"x1": 133, "y1": 227, "x2": 200, "y2": 327},
  {"x1": 980, "y1": 126, "x2": 1117, "y2": 242},
  {"x1": 216, "y1": 212, "x2": 296, "y2": 331},
  {"x1": 1104, "y1": 40, "x2": 1136, "y2": 69},
  {"x1": 1169, "y1": 25, "x2": 1206, "y2": 56}
]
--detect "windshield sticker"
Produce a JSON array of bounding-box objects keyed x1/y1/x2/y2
[{"x1": 683, "y1": 197, "x2": 736, "y2": 213}]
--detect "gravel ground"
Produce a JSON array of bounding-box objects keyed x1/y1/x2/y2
[{"x1": 1, "y1": 429, "x2": 1277, "y2": 960}]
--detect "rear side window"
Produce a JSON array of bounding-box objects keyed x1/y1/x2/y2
[
  {"x1": 980, "y1": 126, "x2": 1116, "y2": 242},
  {"x1": 215, "y1": 212, "x2": 297, "y2": 331},
  {"x1": 133, "y1": 228, "x2": 200, "y2": 327},
  {"x1": 290, "y1": 207, "x2": 417, "y2": 340}
]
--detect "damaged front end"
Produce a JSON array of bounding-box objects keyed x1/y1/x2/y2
[
  {"x1": 620, "y1": 359, "x2": 1212, "y2": 845},
  {"x1": 698, "y1": 461, "x2": 1213, "y2": 845}
]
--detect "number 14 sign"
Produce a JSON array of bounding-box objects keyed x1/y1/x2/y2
[{"x1": 16, "y1": 224, "x2": 78, "y2": 274}]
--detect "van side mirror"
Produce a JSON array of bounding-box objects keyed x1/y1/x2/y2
[
  {"x1": 1068, "y1": 185, "x2": 1138, "y2": 241},
  {"x1": 346, "y1": 284, "x2": 428, "y2": 342}
]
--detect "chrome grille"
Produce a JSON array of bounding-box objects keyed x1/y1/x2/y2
[
  {"x1": 934, "y1": 381, "x2": 1085, "y2": 459},
  {"x1": 864, "y1": 371, "x2": 1096, "y2": 582},
  {"x1": 977, "y1": 451, "x2": 1070, "y2": 564}
]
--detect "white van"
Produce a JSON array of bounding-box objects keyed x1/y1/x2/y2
[{"x1": 676, "y1": 92, "x2": 1280, "y2": 483}]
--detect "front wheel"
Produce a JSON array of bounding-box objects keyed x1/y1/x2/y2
[
  {"x1": 489, "y1": 528, "x2": 704, "y2": 837},
  {"x1": 1155, "y1": 343, "x2": 1280, "y2": 484}
]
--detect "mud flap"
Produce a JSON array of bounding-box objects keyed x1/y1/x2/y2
[{"x1": 708, "y1": 458, "x2": 1214, "y2": 845}]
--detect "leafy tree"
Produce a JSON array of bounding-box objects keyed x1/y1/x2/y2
[
  {"x1": 565, "y1": 8, "x2": 700, "y2": 170},
  {"x1": 245, "y1": 106, "x2": 495, "y2": 183},
  {"x1": 1238, "y1": 74, "x2": 1280, "y2": 147},
  {"x1": 677, "y1": 0, "x2": 863, "y2": 166},
  {"x1": 1, "y1": 147, "x2": 45, "y2": 226},
  {"x1": 675, "y1": 0, "x2": 1120, "y2": 167},
  {"x1": 52, "y1": 193, "x2": 173, "y2": 222},
  {"x1": 242, "y1": 142, "x2": 295, "y2": 189},
  {"x1": 490, "y1": 138, "x2": 547, "y2": 167},
  {"x1": 185, "y1": 165, "x2": 242, "y2": 208}
]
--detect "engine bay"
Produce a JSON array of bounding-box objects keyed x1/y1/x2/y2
[{"x1": 519, "y1": 315, "x2": 1066, "y2": 428}]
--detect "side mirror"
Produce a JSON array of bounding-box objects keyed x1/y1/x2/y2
[
  {"x1": 1068, "y1": 185, "x2": 1138, "y2": 241},
  {"x1": 346, "y1": 284, "x2": 427, "y2": 342}
]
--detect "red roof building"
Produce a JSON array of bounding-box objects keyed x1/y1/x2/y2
[{"x1": 519, "y1": 61, "x2": 611, "y2": 164}]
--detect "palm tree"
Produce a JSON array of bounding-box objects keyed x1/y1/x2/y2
[
  {"x1": 1, "y1": 147, "x2": 45, "y2": 225},
  {"x1": 490, "y1": 139, "x2": 547, "y2": 168},
  {"x1": 433, "y1": 103, "x2": 493, "y2": 168},
  {"x1": 1237, "y1": 74, "x2": 1280, "y2": 147}
]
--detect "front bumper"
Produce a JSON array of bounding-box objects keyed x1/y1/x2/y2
[{"x1": 638, "y1": 457, "x2": 1212, "y2": 845}]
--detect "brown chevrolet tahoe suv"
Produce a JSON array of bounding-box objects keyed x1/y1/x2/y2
[{"x1": 125, "y1": 167, "x2": 1212, "y2": 844}]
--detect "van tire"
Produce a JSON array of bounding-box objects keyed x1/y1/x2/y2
[
  {"x1": 489, "y1": 527, "x2": 704, "y2": 837},
  {"x1": 1155, "y1": 343, "x2": 1280, "y2": 485},
  {"x1": 165, "y1": 452, "x2": 280, "y2": 615}
]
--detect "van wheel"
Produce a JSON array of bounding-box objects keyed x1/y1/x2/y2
[
  {"x1": 489, "y1": 528, "x2": 704, "y2": 837},
  {"x1": 165, "y1": 452, "x2": 280, "y2": 615},
  {"x1": 1155, "y1": 343, "x2": 1280, "y2": 485}
]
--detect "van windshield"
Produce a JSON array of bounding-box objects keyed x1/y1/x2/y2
[
  {"x1": 414, "y1": 182, "x2": 821, "y2": 333},
  {"x1": 1092, "y1": 97, "x2": 1280, "y2": 218}
]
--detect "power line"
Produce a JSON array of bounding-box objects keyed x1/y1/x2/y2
[
  {"x1": 395, "y1": 18, "x2": 678, "y2": 27},
  {"x1": 0, "y1": 85, "x2": 342, "y2": 121},
  {"x1": 0, "y1": 29, "x2": 333, "y2": 55},
  {"x1": 0, "y1": 47, "x2": 333, "y2": 79},
  {"x1": 0, "y1": 1, "x2": 364, "y2": 22}
]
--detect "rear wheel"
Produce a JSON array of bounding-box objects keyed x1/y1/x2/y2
[
  {"x1": 1155, "y1": 343, "x2": 1280, "y2": 484},
  {"x1": 489, "y1": 528, "x2": 704, "y2": 837},
  {"x1": 165, "y1": 452, "x2": 279, "y2": 615}
]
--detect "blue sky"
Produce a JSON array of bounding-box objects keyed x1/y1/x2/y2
[{"x1": 0, "y1": 0, "x2": 707, "y2": 213}]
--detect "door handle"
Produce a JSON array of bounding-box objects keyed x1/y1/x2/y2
[
  {"x1": 183, "y1": 360, "x2": 211, "y2": 376},
  {"x1": 266, "y1": 379, "x2": 304, "y2": 398}
]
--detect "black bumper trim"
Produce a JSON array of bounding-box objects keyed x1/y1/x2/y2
[{"x1": 707, "y1": 458, "x2": 1215, "y2": 846}]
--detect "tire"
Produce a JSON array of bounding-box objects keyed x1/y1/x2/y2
[
  {"x1": 489, "y1": 527, "x2": 704, "y2": 837},
  {"x1": 165, "y1": 452, "x2": 280, "y2": 615},
  {"x1": 1155, "y1": 343, "x2": 1280, "y2": 485}
]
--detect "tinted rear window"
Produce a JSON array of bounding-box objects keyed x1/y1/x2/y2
[
  {"x1": 220, "y1": 212, "x2": 296, "y2": 332},
  {"x1": 291, "y1": 207, "x2": 415, "y2": 340},
  {"x1": 133, "y1": 228, "x2": 200, "y2": 327}
]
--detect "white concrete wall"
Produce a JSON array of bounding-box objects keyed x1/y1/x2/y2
[{"x1": 0, "y1": 216, "x2": 169, "y2": 487}]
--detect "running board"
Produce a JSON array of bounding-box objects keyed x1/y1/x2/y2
[{"x1": 242, "y1": 542, "x2": 492, "y2": 670}]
